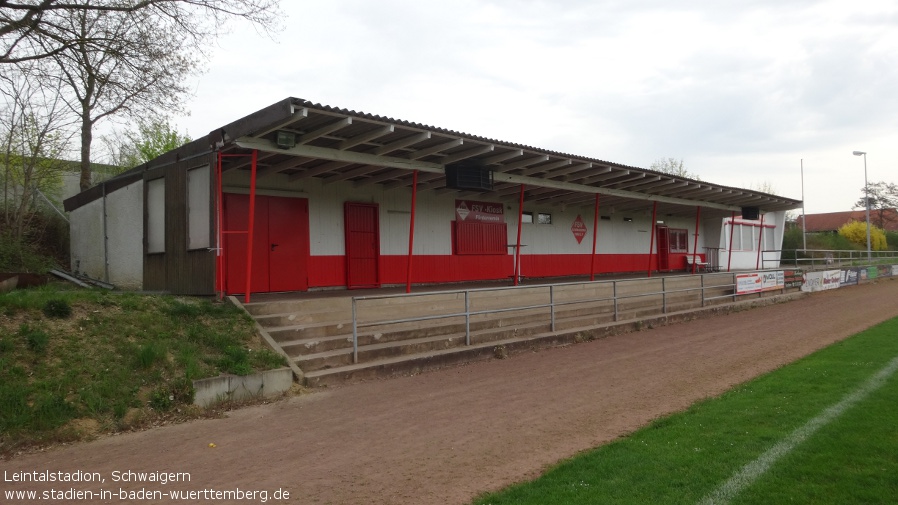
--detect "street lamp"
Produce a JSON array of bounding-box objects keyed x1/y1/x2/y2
[{"x1": 852, "y1": 151, "x2": 872, "y2": 261}]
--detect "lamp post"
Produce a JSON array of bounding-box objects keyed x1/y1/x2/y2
[{"x1": 852, "y1": 151, "x2": 872, "y2": 261}]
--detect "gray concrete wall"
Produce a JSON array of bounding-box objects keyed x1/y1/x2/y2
[{"x1": 69, "y1": 179, "x2": 143, "y2": 289}]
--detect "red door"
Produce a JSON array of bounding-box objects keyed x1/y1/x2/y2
[
  {"x1": 344, "y1": 202, "x2": 380, "y2": 289},
  {"x1": 656, "y1": 225, "x2": 671, "y2": 272},
  {"x1": 224, "y1": 194, "x2": 309, "y2": 294}
]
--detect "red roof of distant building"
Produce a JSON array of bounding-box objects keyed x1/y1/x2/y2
[{"x1": 797, "y1": 209, "x2": 898, "y2": 232}]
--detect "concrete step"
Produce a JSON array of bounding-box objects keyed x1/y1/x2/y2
[
  {"x1": 243, "y1": 297, "x2": 351, "y2": 316},
  {"x1": 274, "y1": 302, "x2": 612, "y2": 356}
]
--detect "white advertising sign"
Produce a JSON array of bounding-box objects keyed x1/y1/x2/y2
[{"x1": 801, "y1": 270, "x2": 841, "y2": 292}]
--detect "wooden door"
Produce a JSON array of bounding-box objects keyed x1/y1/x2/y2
[{"x1": 344, "y1": 202, "x2": 380, "y2": 289}]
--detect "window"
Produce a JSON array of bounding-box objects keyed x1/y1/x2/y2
[
  {"x1": 187, "y1": 165, "x2": 211, "y2": 249},
  {"x1": 522, "y1": 211, "x2": 551, "y2": 224},
  {"x1": 670, "y1": 228, "x2": 689, "y2": 253},
  {"x1": 147, "y1": 178, "x2": 165, "y2": 253},
  {"x1": 454, "y1": 221, "x2": 507, "y2": 255}
]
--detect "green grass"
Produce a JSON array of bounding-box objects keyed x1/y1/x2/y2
[
  {"x1": 0, "y1": 284, "x2": 286, "y2": 453},
  {"x1": 473, "y1": 317, "x2": 898, "y2": 505}
]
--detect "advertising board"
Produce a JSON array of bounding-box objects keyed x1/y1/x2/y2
[{"x1": 801, "y1": 270, "x2": 841, "y2": 292}]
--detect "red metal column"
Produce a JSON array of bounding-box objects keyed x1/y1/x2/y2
[
  {"x1": 691, "y1": 206, "x2": 702, "y2": 274},
  {"x1": 647, "y1": 201, "x2": 658, "y2": 278},
  {"x1": 727, "y1": 211, "x2": 736, "y2": 272},
  {"x1": 405, "y1": 170, "x2": 418, "y2": 293},
  {"x1": 215, "y1": 152, "x2": 224, "y2": 298},
  {"x1": 514, "y1": 184, "x2": 525, "y2": 286},
  {"x1": 755, "y1": 213, "x2": 765, "y2": 270},
  {"x1": 590, "y1": 193, "x2": 600, "y2": 281},
  {"x1": 243, "y1": 150, "x2": 258, "y2": 304}
]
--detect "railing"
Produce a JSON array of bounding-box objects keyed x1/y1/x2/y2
[
  {"x1": 349, "y1": 272, "x2": 782, "y2": 364},
  {"x1": 762, "y1": 249, "x2": 898, "y2": 270}
]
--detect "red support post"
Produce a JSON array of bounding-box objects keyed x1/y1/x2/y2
[
  {"x1": 727, "y1": 211, "x2": 737, "y2": 272},
  {"x1": 691, "y1": 206, "x2": 702, "y2": 274},
  {"x1": 215, "y1": 152, "x2": 224, "y2": 298},
  {"x1": 647, "y1": 201, "x2": 658, "y2": 278},
  {"x1": 405, "y1": 170, "x2": 418, "y2": 293},
  {"x1": 243, "y1": 150, "x2": 258, "y2": 304},
  {"x1": 590, "y1": 193, "x2": 600, "y2": 281},
  {"x1": 755, "y1": 213, "x2": 765, "y2": 270},
  {"x1": 514, "y1": 184, "x2": 525, "y2": 286}
]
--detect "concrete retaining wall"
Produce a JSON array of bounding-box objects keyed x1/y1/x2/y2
[{"x1": 192, "y1": 368, "x2": 293, "y2": 408}]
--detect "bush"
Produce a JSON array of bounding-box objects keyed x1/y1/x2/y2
[
  {"x1": 19, "y1": 324, "x2": 50, "y2": 353},
  {"x1": 838, "y1": 221, "x2": 887, "y2": 250},
  {"x1": 42, "y1": 298, "x2": 72, "y2": 319}
]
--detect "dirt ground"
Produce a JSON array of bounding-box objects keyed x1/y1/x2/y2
[{"x1": 3, "y1": 280, "x2": 898, "y2": 505}]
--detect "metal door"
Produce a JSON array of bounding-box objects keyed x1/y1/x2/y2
[
  {"x1": 224, "y1": 194, "x2": 310, "y2": 293},
  {"x1": 656, "y1": 225, "x2": 671, "y2": 271}
]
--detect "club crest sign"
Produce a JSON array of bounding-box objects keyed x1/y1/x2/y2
[{"x1": 571, "y1": 215, "x2": 587, "y2": 244}]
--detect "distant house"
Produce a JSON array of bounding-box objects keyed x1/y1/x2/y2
[{"x1": 796, "y1": 209, "x2": 898, "y2": 233}]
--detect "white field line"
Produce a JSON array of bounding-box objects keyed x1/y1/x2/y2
[{"x1": 698, "y1": 354, "x2": 898, "y2": 505}]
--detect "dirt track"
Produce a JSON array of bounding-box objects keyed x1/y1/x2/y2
[{"x1": 3, "y1": 280, "x2": 898, "y2": 505}]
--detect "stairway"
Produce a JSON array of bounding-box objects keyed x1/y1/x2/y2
[{"x1": 239, "y1": 275, "x2": 735, "y2": 387}]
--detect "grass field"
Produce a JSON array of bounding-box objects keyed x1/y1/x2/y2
[{"x1": 473, "y1": 316, "x2": 898, "y2": 505}]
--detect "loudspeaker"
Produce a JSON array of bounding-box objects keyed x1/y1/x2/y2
[
  {"x1": 741, "y1": 206, "x2": 760, "y2": 220},
  {"x1": 445, "y1": 160, "x2": 493, "y2": 191}
]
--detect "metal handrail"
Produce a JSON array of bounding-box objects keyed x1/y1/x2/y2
[
  {"x1": 349, "y1": 272, "x2": 757, "y2": 364},
  {"x1": 762, "y1": 249, "x2": 898, "y2": 269}
]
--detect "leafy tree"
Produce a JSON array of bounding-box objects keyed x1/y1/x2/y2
[
  {"x1": 650, "y1": 157, "x2": 700, "y2": 179},
  {"x1": 102, "y1": 119, "x2": 192, "y2": 173},
  {"x1": 838, "y1": 221, "x2": 887, "y2": 251},
  {"x1": 1, "y1": 0, "x2": 280, "y2": 64},
  {"x1": 853, "y1": 181, "x2": 898, "y2": 230}
]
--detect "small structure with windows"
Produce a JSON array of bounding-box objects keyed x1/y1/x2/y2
[{"x1": 64, "y1": 97, "x2": 802, "y2": 296}]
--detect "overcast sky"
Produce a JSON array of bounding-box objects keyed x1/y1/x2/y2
[{"x1": 173, "y1": 0, "x2": 898, "y2": 214}]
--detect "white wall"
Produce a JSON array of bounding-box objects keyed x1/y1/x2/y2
[
  {"x1": 106, "y1": 180, "x2": 144, "y2": 289},
  {"x1": 221, "y1": 170, "x2": 712, "y2": 257},
  {"x1": 717, "y1": 211, "x2": 787, "y2": 271}
]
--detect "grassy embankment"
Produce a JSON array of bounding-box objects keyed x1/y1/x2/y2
[{"x1": 0, "y1": 284, "x2": 286, "y2": 455}]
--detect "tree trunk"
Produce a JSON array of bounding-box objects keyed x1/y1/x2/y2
[{"x1": 79, "y1": 112, "x2": 93, "y2": 192}]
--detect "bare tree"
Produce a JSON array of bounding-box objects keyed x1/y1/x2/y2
[
  {"x1": 5, "y1": 0, "x2": 281, "y2": 191},
  {"x1": 854, "y1": 181, "x2": 898, "y2": 229},
  {"x1": 0, "y1": 69, "x2": 74, "y2": 241},
  {"x1": 1, "y1": 0, "x2": 280, "y2": 64},
  {"x1": 650, "y1": 157, "x2": 700, "y2": 180},
  {"x1": 35, "y1": 7, "x2": 200, "y2": 191}
]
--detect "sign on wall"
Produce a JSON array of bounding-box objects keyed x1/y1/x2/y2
[
  {"x1": 801, "y1": 270, "x2": 841, "y2": 292},
  {"x1": 840, "y1": 268, "x2": 860, "y2": 287},
  {"x1": 571, "y1": 215, "x2": 587, "y2": 244},
  {"x1": 893, "y1": 265, "x2": 898, "y2": 276},
  {"x1": 455, "y1": 200, "x2": 504, "y2": 223},
  {"x1": 736, "y1": 271, "x2": 784, "y2": 294}
]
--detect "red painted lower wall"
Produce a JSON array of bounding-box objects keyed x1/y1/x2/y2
[{"x1": 307, "y1": 252, "x2": 705, "y2": 288}]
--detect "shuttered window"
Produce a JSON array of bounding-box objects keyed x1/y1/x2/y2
[{"x1": 454, "y1": 221, "x2": 507, "y2": 255}]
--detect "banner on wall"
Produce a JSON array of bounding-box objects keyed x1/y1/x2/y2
[
  {"x1": 455, "y1": 200, "x2": 504, "y2": 223},
  {"x1": 893, "y1": 265, "x2": 898, "y2": 276},
  {"x1": 801, "y1": 270, "x2": 841, "y2": 292},
  {"x1": 877, "y1": 265, "x2": 892, "y2": 278},
  {"x1": 867, "y1": 267, "x2": 878, "y2": 280},
  {"x1": 736, "y1": 271, "x2": 784, "y2": 294},
  {"x1": 840, "y1": 268, "x2": 860, "y2": 287}
]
